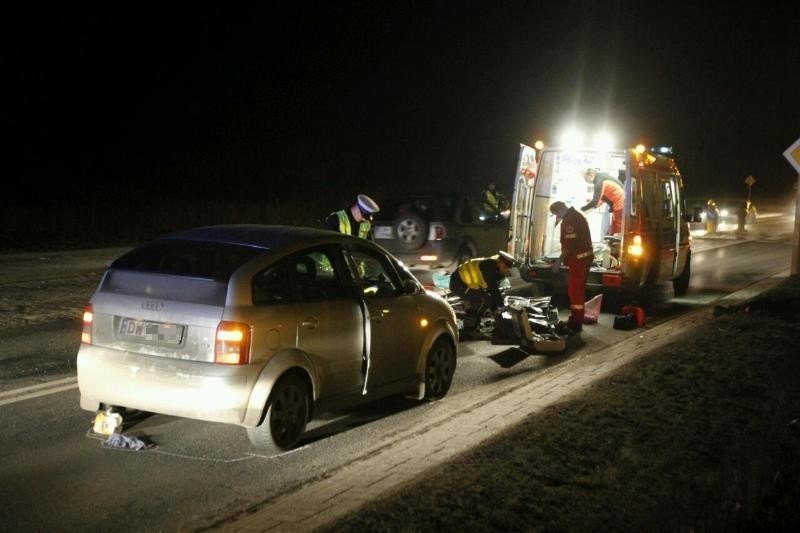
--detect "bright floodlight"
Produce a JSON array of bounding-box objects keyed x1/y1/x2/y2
[
  {"x1": 559, "y1": 129, "x2": 585, "y2": 150},
  {"x1": 593, "y1": 131, "x2": 615, "y2": 151}
]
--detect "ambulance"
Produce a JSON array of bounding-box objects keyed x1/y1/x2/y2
[{"x1": 508, "y1": 141, "x2": 693, "y2": 307}]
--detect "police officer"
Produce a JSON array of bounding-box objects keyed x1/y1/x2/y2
[
  {"x1": 550, "y1": 201, "x2": 594, "y2": 334},
  {"x1": 326, "y1": 194, "x2": 380, "y2": 239},
  {"x1": 481, "y1": 181, "x2": 510, "y2": 217},
  {"x1": 449, "y1": 251, "x2": 516, "y2": 335}
]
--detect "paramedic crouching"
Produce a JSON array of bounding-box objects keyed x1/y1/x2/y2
[
  {"x1": 449, "y1": 251, "x2": 517, "y2": 335},
  {"x1": 549, "y1": 201, "x2": 594, "y2": 335}
]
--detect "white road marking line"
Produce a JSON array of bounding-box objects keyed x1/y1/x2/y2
[
  {"x1": 0, "y1": 376, "x2": 78, "y2": 398},
  {"x1": 0, "y1": 379, "x2": 78, "y2": 406}
]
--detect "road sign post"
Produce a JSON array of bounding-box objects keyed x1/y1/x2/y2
[
  {"x1": 745, "y1": 175, "x2": 756, "y2": 203},
  {"x1": 783, "y1": 137, "x2": 800, "y2": 275}
]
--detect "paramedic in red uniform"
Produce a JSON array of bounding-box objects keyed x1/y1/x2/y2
[
  {"x1": 580, "y1": 168, "x2": 624, "y2": 235},
  {"x1": 550, "y1": 201, "x2": 594, "y2": 334}
]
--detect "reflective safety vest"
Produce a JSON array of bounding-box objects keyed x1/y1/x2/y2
[
  {"x1": 457, "y1": 256, "x2": 496, "y2": 290},
  {"x1": 484, "y1": 190, "x2": 499, "y2": 210},
  {"x1": 336, "y1": 210, "x2": 371, "y2": 239}
]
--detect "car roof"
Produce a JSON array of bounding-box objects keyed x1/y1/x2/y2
[{"x1": 160, "y1": 224, "x2": 345, "y2": 250}]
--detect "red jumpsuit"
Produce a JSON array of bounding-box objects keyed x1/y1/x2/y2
[{"x1": 559, "y1": 207, "x2": 594, "y2": 328}]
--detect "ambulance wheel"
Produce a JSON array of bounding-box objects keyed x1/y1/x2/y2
[
  {"x1": 247, "y1": 373, "x2": 309, "y2": 453},
  {"x1": 638, "y1": 275, "x2": 657, "y2": 310},
  {"x1": 673, "y1": 253, "x2": 691, "y2": 296},
  {"x1": 423, "y1": 337, "x2": 456, "y2": 400}
]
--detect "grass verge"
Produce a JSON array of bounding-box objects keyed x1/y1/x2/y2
[{"x1": 324, "y1": 277, "x2": 800, "y2": 532}]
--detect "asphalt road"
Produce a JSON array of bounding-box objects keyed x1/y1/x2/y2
[{"x1": 0, "y1": 214, "x2": 794, "y2": 531}]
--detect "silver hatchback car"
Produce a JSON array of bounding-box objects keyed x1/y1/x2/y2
[{"x1": 77, "y1": 225, "x2": 458, "y2": 452}]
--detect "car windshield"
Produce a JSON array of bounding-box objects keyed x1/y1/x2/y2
[{"x1": 111, "y1": 239, "x2": 262, "y2": 280}]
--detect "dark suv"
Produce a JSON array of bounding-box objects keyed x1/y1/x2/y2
[{"x1": 371, "y1": 192, "x2": 509, "y2": 272}]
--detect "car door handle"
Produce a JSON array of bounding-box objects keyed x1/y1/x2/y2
[{"x1": 301, "y1": 317, "x2": 319, "y2": 329}]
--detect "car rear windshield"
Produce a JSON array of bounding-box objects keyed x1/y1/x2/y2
[{"x1": 110, "y1": 239, "x2": 263, "y2": 280}]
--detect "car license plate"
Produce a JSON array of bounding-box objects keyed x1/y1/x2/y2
[
  {"x1": 373, "y1": 225, "x2": 393, "y2": 240},
  {"x1": 118, "y1": 317, "x2": 184, "y2": 346}
]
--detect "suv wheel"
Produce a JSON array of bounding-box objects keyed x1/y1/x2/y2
[{"x1": 394, "y1": 213, "x2": 428, "y2": 250}]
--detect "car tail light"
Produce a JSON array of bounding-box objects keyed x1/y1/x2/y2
[
  {"x1": 81, "y1": 305, "x2": 93, "y2": 344},
  {"x1": 215, "y1": 321, "x2": 251, "y2": 364},
  {"x1": 433, "y1": 225, "x2": 445, "y2": 240},
  {"x1": 627, "y1": 235, "x2": 644, "y2": 257}
]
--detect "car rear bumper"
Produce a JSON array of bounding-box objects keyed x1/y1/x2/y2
[
  {"x1": 377, "y1": 240, "x2": 461, "y2": 270},
  {"x1": 77, "y1": 343, "x2": 262, "y2": 426}
]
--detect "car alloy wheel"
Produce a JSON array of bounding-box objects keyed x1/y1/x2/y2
[
  {"x1": 423, "y1": 338, "x2": 456, "y2": 400},
  {"x1": 247, "y1": 373, "x2": 309, "y2": 452}
]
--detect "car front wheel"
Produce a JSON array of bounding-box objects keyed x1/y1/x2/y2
[
  {"x1": 247, "y1": 373, "x2": 309, "y2": 453},
  {"x1": 423, "y1": 337, "x2": 456, "y2": 400}
]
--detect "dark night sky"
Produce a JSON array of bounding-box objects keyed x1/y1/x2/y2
[{"x1": 3, "y1": 2, "x2": 800, "y2": 208}]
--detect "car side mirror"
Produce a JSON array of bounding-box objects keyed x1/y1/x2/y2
[{"x1": 402, "y1": 279, "x2": 420, "y2": 294}]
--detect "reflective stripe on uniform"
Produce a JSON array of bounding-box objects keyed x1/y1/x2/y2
[
  {"x1": 336, "y1": 210, "x2": 351, "y2": 235},
  {"x1": 336, "y1": 210, "x2": 371, "y2": 238}
]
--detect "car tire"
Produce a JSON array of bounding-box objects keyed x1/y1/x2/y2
[
  {"x1": 394, "y1": 213, "x2": 428, "y2": 250},
  {"x1": 673, "y1": 252, "x2": 691, "y2": 296},
  {"x1": 246, "y1": 373, "x2": 309, "y2": 453},
  {"x1": 422, "y1": 337, "x2": 456, "y2": 400}
]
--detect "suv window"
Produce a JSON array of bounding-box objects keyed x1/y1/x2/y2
[{"x1": 385, "y1": 195, "x2": 458, "y2": 222}]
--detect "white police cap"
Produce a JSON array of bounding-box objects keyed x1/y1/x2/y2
[
  {"x1": 356, "y1": 194, "x2": 380, "y2": 215},
  {"x1": 497, "y1": 251, "x2": 517, "y2": 267}
]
